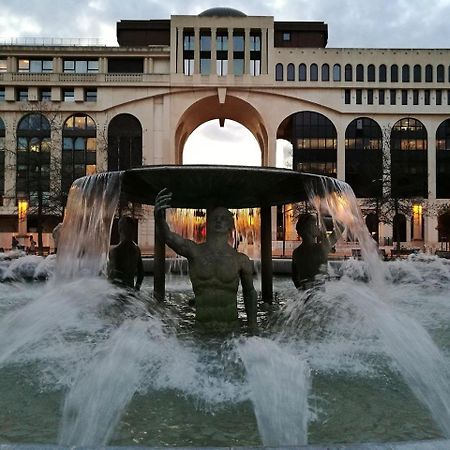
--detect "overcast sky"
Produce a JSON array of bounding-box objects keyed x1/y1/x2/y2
[
  {"x1": 2, "y1": 0, "x2": 450, "y2": 48},
  {"x1": 2, "y1": 0, "x2": 449, "y2": 165}
]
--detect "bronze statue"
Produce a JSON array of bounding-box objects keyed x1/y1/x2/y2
[
  {"x1": 154, "y1": 188, "x2": 257, "y2": 328},
  {"x1": 107, "y1": 216, "x2": 144, "y2": 290},
  {"x1": 292, "y1": 214, "x2": 341, "y2": 290}
]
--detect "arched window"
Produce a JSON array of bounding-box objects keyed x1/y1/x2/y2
[
  {"x1": 436, "y1": 119, "x2": 450, "y2": 198},
  {"x1": 413, "y1": 64, "x2": 421, "y2": 82},
  {"x1": 287, "y1": 63, "x2": 295, "y2": 81},
  {"x1": 393, "y1": 213, "x2": 407, "y2": 243},
  {"x1": 16, "y1": 113, "x2": 51, "y2": 206},
  {"x1": 310, "y1": 63, "x2": 318, "y2": 81},
  {"x1": 379, "y1": 64, "x2": 387, "y2": 82},
  {"x1": 321, "y1": 63, "x2": 329, "y2": 81},
  {"x1": 391, "y1": 64, "x2": 398, "y2": 82},
  {"x1": 367, "y1": 64, "x2": 375, "y2": 82},
  {"x1": 108, "y1": 114, "x2": 142, "y2": 172},
  {"x1": 345, "y1": 117, "x2": 383, "y2": 198},
  {"x1": 275, "y1": 63, "x2": 283, "y2": 81},
  {"x1": 437, "y1": 64, "x2": 445, "y2": 82},
  {"x1": 356, "y1": 64, "x2": 364, "y2": 81},
  {"x1": 345, "y1": 64, "x2": 353, "y2": 82},
  {"x1": 290, "y1": 111, "x2": 337, "y2": 177},
  {"x1": 298, "y1": 63, "x2": 307, "y2": 81},
  {"x1": 391, "y1": 118, "x2": 427, "y2": 198},
  {"x1": 425, "y1": 64, "x2": 433, "y2": 82},
  {"x1": 0, "y1": 117, "x2": 4, "y2": 203},
  {"x1": 62, "y1": 114, "x2": 96, "y2": 195},
  {"x1": 333, "y1": 63, "x2": 341, "y2": 81},
  {"x1": 402, "y1": 64, "x2": 410, "y2": 82}
]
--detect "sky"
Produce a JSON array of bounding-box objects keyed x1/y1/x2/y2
[{"x1": 2, "y1": 0, "x2": 450, "y2": 165}]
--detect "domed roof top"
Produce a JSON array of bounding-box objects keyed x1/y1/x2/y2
[{"x1": 198, "y1": 7, "x2": 247, "y2": 17}]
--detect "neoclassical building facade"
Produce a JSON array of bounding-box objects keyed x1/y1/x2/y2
[{"x1": 0, "y1": 7, "x2": 449, "y2": 252}]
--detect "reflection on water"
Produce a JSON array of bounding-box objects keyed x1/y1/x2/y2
[{"x1": 0, "y1": 255, "x2": 449, "y2": 446}]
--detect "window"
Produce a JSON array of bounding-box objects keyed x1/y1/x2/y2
[
  {"x1": 413, "y1": 89, "x2": 419, "y2": 105},
  {"x1": 310, "y1": 64, "x2": 318, "y2": 81},
  {"x1": 84, "y1": 88, "x2": 97, "y2": 102},
  {"x1": 390, "y1": 89, "x2": 396, "y2": 105},
  {"x1": 379, "y1": 64, "x2": 387, "y2": 82},
  {"x1": 333, "y1": 64, "x2": 341, "y2": 81},
  {"x1": 356, "y1": 89, "x2": 362, "y2": 104},
  {"x1": 63, "y1": 89, "x2": 75, "y2": 102},
  {"x1": 18, "y1": 59, "x2": 53, "y2": 73},
  {"x1": 216, "y1": 33, "x2": 228, "y2": 76},
  {"x1": 436, "y1": 89, "x2": 442, "y2": 105},
  {"x1": 345, "y1": 89, "x2": 351, "y2": 104},
  {"x1": 367, "y1": 64, "x2": 375, "y2": 82},
  {"x1": 200, "y1": 31, "x2": 212, "y2": 75},
  {"x1": 62, "y1": 114, "x2": 97, "y2": 195},
  {"x1": 283, "y1": 32, "x2": 291, "y2": 41},
  {"x1": 345, "y1": 64, "x2": 352, "y2": 81},
  {"x1": 425, "y1": 64, "x2": 433, "y2": 82},
  {"x1": 367, "y1": 89, "x2": 374, "y2": 104},
  {"x1": 402, "y1": 89, "x2": 408, "y2": 105},
  {"x1": 356, "y1": 64, "x2": 364, "y2": 81},
  {"x1": 413, "y1": 65, "x2": 421, "y2": 82},
  {"x1": 391, "y1": 64, "x2": 398, "y2": 82},
  {"x1": 275, "y1": 63, "x2": 283, "y2": 81},
  {"x1": 217, "y1": 59, "x2": 228, "y2": 76},
  {"x1": 233, "y1": 33, "x2": 244, "y2": 75},
  {"x1": 437, "y1": 65, "x2": 445, "y2": 82},
  {"x1": 321, "y1": 64, "x2": 329, "y2": 81},
  {"x1": 0, "y1": 88, "x2": 5, "y2": 102},
  {"x1": 39, "y1": 88, "x2": 51, "y2": 101},
  {"x1": 184, "y1": 34, "x2": 195, "y2": 51},
  {"x1": 250, "y1": 35, "x2": 260, "y2": 51},
  {"x1": 16, "y1": 88, "x2": 28, "y2": 102},
  {"x1": 299, "y1": 63, "x2": 306, "y2": 81},
  {"x1": 184, "y1": 59, "x2": 194, "y2": 75},
  {"x1": 0, "y1": 59, "x2": 7, "y2": 72},
  {"x1": 63, "y1": 59, "x2": 99, "y2": 73},
  {"x1": 424, "y1": 89, "x2": 430, "y2": 105},
  {"x1": 378, "y1": 89, "x2": 385, "y2": 105},
  {"x1": 402, "y1": 64, "x2": 410, "y2": 82},
  {"x1": 287, "y1": 63, "x2": 295, "y2": 81},
  {"x1": 249, "y1": 33, "x2": 261, "y2": 76}
]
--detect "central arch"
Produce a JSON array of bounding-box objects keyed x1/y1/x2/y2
[{"x1": 175, "y1": 95, "x2": 268, "y2": 165}]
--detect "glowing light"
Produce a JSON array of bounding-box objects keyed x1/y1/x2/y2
[
  {"x1": 18, "y1": 199, "x2": 28, "y2": 223},
  {"x1": 413, "y1": 204, "x2": 422, "y2": 215}
]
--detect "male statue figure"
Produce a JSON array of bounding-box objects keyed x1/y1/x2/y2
[
  {"x1": 107, "y1": 216, "x2": 144, "y2": 290},
  {"x1": 154, "y1": 188, "x2": 257, "y2": 329},
  {"x1": 292, "y1": 214, "x2": 341, "y2": 290}
]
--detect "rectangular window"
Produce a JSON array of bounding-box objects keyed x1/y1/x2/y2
[
  {"x1": 250, "y1": 59, "x2": 260, "y2": 76},
  {"x1": 436, "y1": 89, "x2": 442, "y2": 105},
  {"x1": 184, "y1": 34, "x2": 195, "y2": 51},
  {"x1": 0, "y1": 88, "x2": 5, "y2": 102},
  {"x1": 16, "y1": 88, "x2": 28, "y2": 101},
  {"x1": 233, "y1": 59, "x2": 244, "y2": 75},
  {"x1": 200, "y1": 34, "x2": 211, "y2": 51},
  {"x1": 216, "y1": 34, "x2": 228, "y2": 51},
  {"x1": 390, "y1": 89, "x2": 396, "y2": 105},
  {"x1": 184, "y1": 59, "x2": 194, "y2": 75},
  {"x1": 344, "y1": 89, "x2": 351, "y2": 104},
  {"x1": 402, "y1": 89, "x2": 408, "y2": 105},
  {"x1": 63, "y1": 59, "x2": 99, "y2": 73},
  {"x1": 367, "y1": 89, "x2": 374, "y2": 104},
  {"x1": 200, "y1": 58, "x2": 210, "y2": 75},
  {"x1": 282, "y1": 32, "x2": 291, "y2": 41},
  {"x1": 63, "y1": 89, "x2": 75, "y2": 102},
  {"x1": 250, "y1": 35, "x2": 261, "y2": 51},
  {"x1": 0, "y1": 59, "x2": 7, "y2": 72},
  {"x1": 378, "y1": 89, "x2": 385, "y2": 105},
  {"x1": 413, "y1": 89, "x2": 419, "y2": 105},
  {"x1": 19, "y1": 59, "x2": 53, "y2": 73},
  {"x1": 233, "y1": 34, "x2": 244, "y2": 52},
  {"x1": 356, "y1": 89, "x2": 362, "y2": 104},
  {"x1": 216, "y1": 59, "x2": 228, "y2": 76},
  {"x1": 447, "y1": 90, "x2": 450, "y2": 105},
  {"x1": 40, "y1": 88, "x2": 51, "y2": 101},
  {"x1": 424, "y1": 89, "x2": 430, "y2": 105},
  {"x1": 84, "y1": 88, "x2": 97, "y2": 102}
]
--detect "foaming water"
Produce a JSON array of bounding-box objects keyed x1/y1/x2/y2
[{"x1": 237, "y1": 337, "x2": 310, "y2": 446}]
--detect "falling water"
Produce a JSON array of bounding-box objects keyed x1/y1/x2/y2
[
  {"x1": 237, "y1": 337, "x2": 310, "y2": 446},
  {"x1": 55, "y1": 172, "x2": 122, "y2": 280},
  {"x1": 306, "y1": 177, "x2": 450, "y2": 437}
]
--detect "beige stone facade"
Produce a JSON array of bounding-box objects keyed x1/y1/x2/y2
[{"x1": 0, "y1": 9, "x2": 449, "y2": 253}]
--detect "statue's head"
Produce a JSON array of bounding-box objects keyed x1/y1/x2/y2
[
  {"x1": 207, "y1": 207, "x2": 234, "y2": 234},
  {"x1": 296, "y1": 213, "x2": 319, "y2": 239},
  {"x1": 118, "y1": 216, "x2": 135, "y2": 240}
]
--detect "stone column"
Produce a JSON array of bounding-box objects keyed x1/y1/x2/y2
[
  {"x1": 227, "y1": 27, "x2": 234, "y2": 75},
  {"x1": 336, "y1": 124, "x2": 346, "y2": 181},
  {"x1": 244, "y1": 28, "x2": 250, "y2": 75},
  {"x1": 177, "y1": 27, "x2": 184, "y2": 74},
  {"x1": 194, "y1": 28, "x2": 200, "y2": 75},
  {"x1": 211, "y1": 28, "x2": 217, "y2": 76},
  {"x1": 261, "y1": 29, "x2": 267, "y2": 75}
]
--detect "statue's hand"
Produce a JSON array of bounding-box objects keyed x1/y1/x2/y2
[{"x1": 154, "y1": 188, "x2": 173, "y2": 218}]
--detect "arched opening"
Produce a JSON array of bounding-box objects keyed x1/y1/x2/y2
[
  {"x1": 436, "y1": 119, "x2": 450, "y2": 198},
  {"x1": 183, "y1": 119, "x2": 261, "y2": 166},
  {"x1": 175, "y1": 95, "x2": 267, "y2": 165},
  {"x1": 393, "y1": 213, "x2": 407, "y2": 243}
]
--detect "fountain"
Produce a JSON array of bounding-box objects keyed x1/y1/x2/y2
[{"x1": 0, "y1": 164, "x2": 450, "y2": 449}]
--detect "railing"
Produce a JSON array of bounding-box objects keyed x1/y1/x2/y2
[{"x1": 0, "y1": 37, "x2": 109, "y2": 47}]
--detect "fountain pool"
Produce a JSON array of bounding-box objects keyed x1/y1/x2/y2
[{"x1": 0, "y1": 255, "x2": 450, "y2": 447}]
